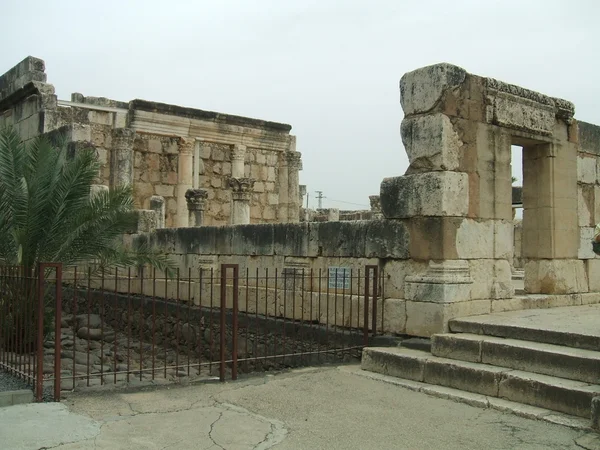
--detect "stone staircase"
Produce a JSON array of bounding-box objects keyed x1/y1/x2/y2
[{"x1": 362, "y1": 307, "x2": 600, "y2": 424}]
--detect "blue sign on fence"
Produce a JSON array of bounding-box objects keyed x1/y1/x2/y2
[{"x1": 328, "y1": 267, "x2": 351, "y2": 290}]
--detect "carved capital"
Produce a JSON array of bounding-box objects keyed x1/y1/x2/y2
[
  {"x1": 229, "y1": 177, "x2": 255, "y2": 201},
  {"x1": 178, "y1": 137, "x2": 195, "y2": 154},
  {"x1": 111, "y1": 128, "x2": 136, "y2": 149},
  {"x1": 285, "y1": 151, "x2": 303, "y2": 170},
  {"x1": 185, "y1": 188, "x2": 208, "y2": 211},
  {"x1": 228, "y1": 177, "x2": 255, "y2": 192},
  {"x1": 231, "y1": 144, "x2": 247, "y2": 161}
]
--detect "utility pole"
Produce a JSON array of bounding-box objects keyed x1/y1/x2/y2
[{"x1": 315, "y1": 191, "x2": 325, "y2": 209}]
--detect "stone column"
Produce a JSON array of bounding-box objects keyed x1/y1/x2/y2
[
  {"x1": 277, "y1": 154, "x2": 289, "y2": 222},
  {"x1": 185, "y1": 188, "x2": 208, "y2": 227},
  {"x1": 111, "y1": 128, "x2": 136, "y2": 187},
  {"x1": 286, "y1": 151, "x2": 302, "y2": 223},
  {"x1": 150, "y1": 195, "x2": 166, "y2": 229},
  {"x1": 228, "y1": 177, "x2": 255, "y2": 225},
  {"x1": 175, "y1": 137, "x2": 195, "y2": 227},
  {"x1": 231, "y1": 144, "x2": 246, "y2": 178},
  {"x1": 299, "y1": 185, "x2": 307, "y2": 206}
]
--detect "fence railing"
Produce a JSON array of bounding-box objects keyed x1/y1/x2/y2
[{"x1": 0, "y1": 263, "x2": 384, "y2": 401}]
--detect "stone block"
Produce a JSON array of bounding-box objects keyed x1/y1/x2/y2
[
  {"x1": 405, "y1": 299, "x2": 491, "y2": 337},
  {"x1": 431, "y1": 334, "x2": 482, "y2": 363},
  {"x1": 578, "y1": 155, "x2": 597, "y2": 184},
  {"x1": 579, "y1": 227, "x2": 596, "y2": 260},
  {"x1": 487, "y1": 92, "x2": 555, "y2": 136},
  {"x1": 380, "y1": 172, "x2": 469, "y2": 219},
  {"x1": 382, "y1": 298, "x2": 406, "y2": 334},
  {"x1": 361, "y1": 348, "x2": 426, "y2": 382},
  {"x1": 274, "y1": 223, "x2": 309, "y2": 257},
  {"x1": 424, "y1": 359, "x2": 503, "y2": 397},
  {"x1": 308, "y1": 222, "x2": 366, "y2": 257},
  {"x1": 129, "y1": 209, "x2": 158, "y2": 234},
  {"x1": 382, "y1": 259, "x2": 428, "y2": 299},
  {"x1": 399, "y1": 63, "x2": 467, "y2": 116},
  {"x1": 498, "y1": 371, "x2": 600, "y2": 418},
  {"x1": 154, "y1": 185, "x2": 174, "y2": 197},
  {"x1": 230, "y1": 224, "x2": 275, "y2": 256},
  {"x1": 578, "y1": 185, "x2": 593, "y2": 227},
  {"x1": 455, "y1": 219, "x2": 494, "y2": 259},
  {"x1": 364, "y1": 220, "x2": 409, "y2": 259},
  {"x1": 595, "y1": 186, "x2": 600, "y2": 225},
  {"x1": 587, "y1": 259, "x2": 600, "y2": 292},
  {"x1": 408, "y1": 217, "x2": 463, "y2": 260},
  {"x1": 401, "y1": 114, "x2": 462, "y2": 172},
  {"x1": 524, "y1": 259, "x2": 588, "y2": 294}
]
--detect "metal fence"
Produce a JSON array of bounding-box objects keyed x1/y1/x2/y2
[{"x1": 0, "y1": 263, "x2": 384, "y2": 401}]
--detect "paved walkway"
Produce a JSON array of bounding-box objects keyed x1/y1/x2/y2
[
  {"x1": 452, "y1": 303, "x2": 600, "y2": 339},
  {"x1": 1, "y1": 365, "x2": 597, "y2": 449}
]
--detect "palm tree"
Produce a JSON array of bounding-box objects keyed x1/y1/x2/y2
[
  {"x1": 0, "y1": 127, "x2": 171, "y2": 271},
  {"x1": 0, "y1": 127, "x2": 172, "y2": 350}
]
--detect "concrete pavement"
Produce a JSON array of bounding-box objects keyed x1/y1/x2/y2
[{"x1": 0, "y1": 365, "x2": 596, "y2": 449}]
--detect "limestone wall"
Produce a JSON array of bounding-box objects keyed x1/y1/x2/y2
[{"x1": 0, "y1": 56, "x2": 302, "y2": 228}]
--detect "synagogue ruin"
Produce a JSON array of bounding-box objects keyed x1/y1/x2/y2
[
  {"x1": 3, "y1": 56, "x2": 600, "y2": 339},
  {"x1": 0, "y1": 56, "x2": 303, "y2": 228}
]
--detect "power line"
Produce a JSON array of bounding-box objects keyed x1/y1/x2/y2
[{"x1": 327, "y1": 198, "x2": 370, "y2": 208}]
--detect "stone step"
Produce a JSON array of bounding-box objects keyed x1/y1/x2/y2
[
  {"x1": 449, "y1": 311, "x2": 600, "y2": 351},
  {"x1": 431, "y1": 333, "x2": 600, "y2": 384},
  {"x1": 361, "y1": 347, "x2": 600, "y2": 418}
]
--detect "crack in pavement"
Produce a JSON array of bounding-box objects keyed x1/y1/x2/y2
[{"x1": 208, "y1": 411, "x2": 225, "y2": 450}]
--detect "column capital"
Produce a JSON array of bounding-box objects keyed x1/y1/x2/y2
[
  {"x1": 185, "y1": 188, "x2": 208, "y2": 211},
  {"x1": 228, "y1": 177, "x2": 255, "y2": 201},
  {"x1": 178, "y1": 137, "x2": 195, "y2": 154},
  {"x1": 231, "y1": 144, "x2": 247, "y2": 161},
  {"x1": 285, "y1": 151, "x2": 303, "y2": 170}
]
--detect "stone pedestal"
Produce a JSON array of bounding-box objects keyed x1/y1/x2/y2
[
  {"x1": 229, "y1": 177, "x2": 255, "y2": 225},
  {"x1": 405, "y1": 260, "x2": 473, "y2": 303},
  {"x1": 111, "y1": 128, "x2": 135, "y2": 187},
  {"x1": 185, "y1": 188, "x2": 208, "y2": 227},
  {"x1": 149, "y1": 195, "x2": 166, "y2": 229}
]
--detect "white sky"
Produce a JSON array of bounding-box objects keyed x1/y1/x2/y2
[{"x1": 3, "y1": 0, "x2": 599, "y2": 210}]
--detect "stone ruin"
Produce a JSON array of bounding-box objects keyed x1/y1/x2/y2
[
  {"x1": 3, "y1": 56, "x2": 600, "y2": 338},
  {"x1": 0, "y1": 56, "x2": 303, "y2": 229}
]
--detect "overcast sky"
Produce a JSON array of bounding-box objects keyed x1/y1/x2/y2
[{"x1": 3, "y1": 0, "x2": 600, "y2": 210}]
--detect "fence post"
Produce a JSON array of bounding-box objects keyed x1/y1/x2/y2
[
  {"x1": 219, "y1": 264, "x2": 239, "y2": 382},
  {"x1": 36, "y1": 264, "x2": 44, "y2": 402},
  {"x1": 363, "y1": 269, "x2": 370, "y2": 346},
  {"x1": 53, "y1": 264, "x2": 62, "y2": 402},
  {"x1": 367, "y1": 265, "x2": 379, "y2": 337}
]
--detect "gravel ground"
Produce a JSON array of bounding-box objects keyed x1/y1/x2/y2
[{"x1": 0, "y1": 371, "x2": 30, "y2": 392}]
